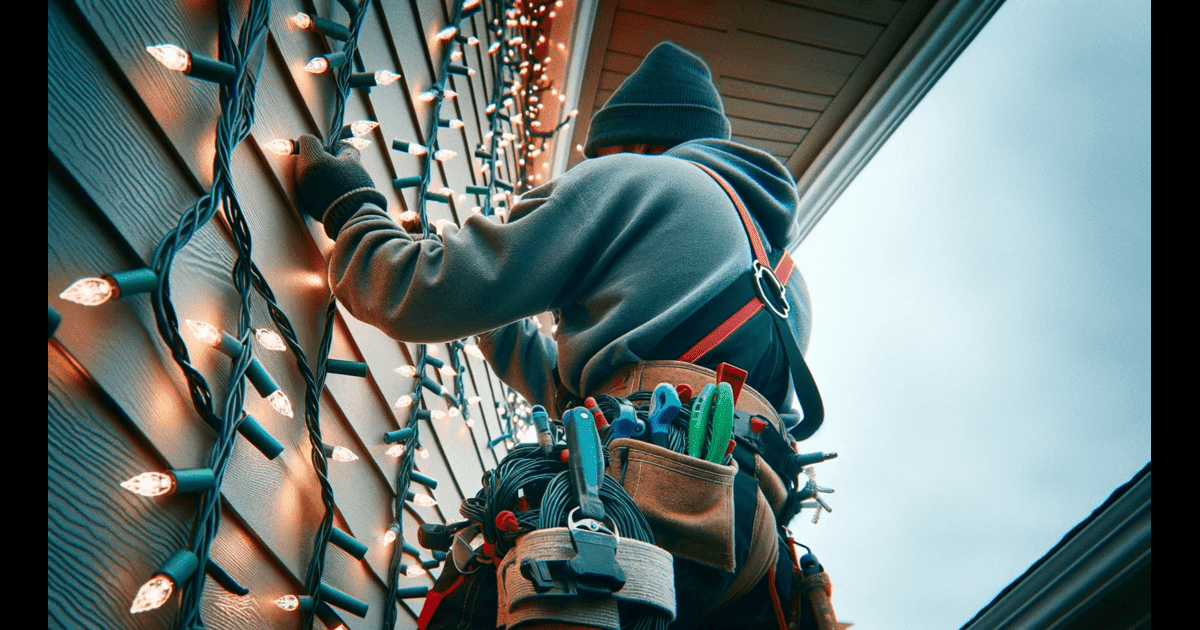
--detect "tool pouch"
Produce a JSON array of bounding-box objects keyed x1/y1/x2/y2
[
  {"x1": 496, "y1": 528, "x2": 675, "y2": 630},
  {"x1": 606, "y1": 438, "x2": 738, "y2": 571}
]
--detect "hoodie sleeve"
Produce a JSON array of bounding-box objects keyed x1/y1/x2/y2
[{"x1": 475, "y1": 318, "x2": 562, "y2": 410}]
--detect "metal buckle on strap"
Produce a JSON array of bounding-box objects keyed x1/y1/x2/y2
[{"x1": 753, "y1": 260, "x2": 789, "y2": 319}]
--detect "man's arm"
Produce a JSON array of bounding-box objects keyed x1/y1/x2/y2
[{"x1": 476, "y1": 318, "x2": 562, "y2": 411}]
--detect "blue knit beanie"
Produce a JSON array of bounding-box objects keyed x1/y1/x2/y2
[{"x1": 583, "y1": 41, "x2": 730, "y2": 158}]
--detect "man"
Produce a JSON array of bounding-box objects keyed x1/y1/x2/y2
[{"x1": 296, "y1": 41, "x2": 823, "y2": 629}]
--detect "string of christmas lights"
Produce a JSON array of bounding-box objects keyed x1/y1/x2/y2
[{"x1": 57, "y1": 0, "x2": 577, "y2": 626}]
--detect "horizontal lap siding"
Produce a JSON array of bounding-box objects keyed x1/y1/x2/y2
[{"x1": 49, "y1": 0, "x2": 521, "y2": 627}]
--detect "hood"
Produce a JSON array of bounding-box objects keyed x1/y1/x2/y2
[{"x1": 664, "y1": 139, "x2": 801, "y2": 250}]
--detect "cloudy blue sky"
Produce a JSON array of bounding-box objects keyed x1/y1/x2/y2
[{"x1": 789, "y1": 0, "x2": 1150, "y2": 627}]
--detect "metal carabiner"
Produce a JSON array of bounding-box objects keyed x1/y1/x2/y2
[{"x1": 753, "y1": 260, "x2": 790, "y2": 319}]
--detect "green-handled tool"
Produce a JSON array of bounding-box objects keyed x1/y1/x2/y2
[
  {"x1": 704, "y1": 382, "x2": 735, "y2": 463},
  {"x1": 687, "y1": 383, "x2": 716, "y2": 459}
]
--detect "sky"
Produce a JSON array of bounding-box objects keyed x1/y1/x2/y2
[{"x1": 788, "y1": 0, "x2": 1151, "y2": 627}]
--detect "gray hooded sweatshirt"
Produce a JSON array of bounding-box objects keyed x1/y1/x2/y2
[{"x1": 327, "y1": 138, "x2": 811, "y2": 414}]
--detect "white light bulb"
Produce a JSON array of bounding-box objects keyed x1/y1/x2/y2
[
  {"x1": 331, "y1": 446, "x2": 358, "y2": 462},
  {"x1": 399, "y1": 210, "x2": 419, "y2": 223},
  {"x1": 396, "y1": 394, "x2": 414, "y2": 407},
  {"x1": 345, "y1": 137, "x2": 371, "y2": 151},
  {"x1": 450, "y1": 49, "x2": 463, "y2": 62},
  {"x1": 412, "y1": 493, "x2": 437, "y2": 507},
  {"x1": 374, "y1": 70, "x2": 402, "y2": 85},
  {"x1": 444, "y1": 89, "x2": 458, "y2": 99},
  {"x1": 428, "y1": 346, "x2": 440, "y2": 356},
  {"x1": 431, "y1": 409, "x2": 447, "y2": 420},
  {"x1": 60, "y1": 277, "x2": 115, "y2": 306},
  {"x1": 450, "y1": 407, "x2": 462, "y2": 417},
  {"x1": 418, "y1": 447, "x2": 429, "y2": 459},
  {"x1": 130, "y1": 575, "x2": 174, "y2": 613},
  {"x1": 146, "y1": 44, "x2": 190, "y2": 73},
  {"x1": 383, "y1": 529, "x2": 397, "y2": 546},
  {"x1": 464, "y1": 417, "x2": 473, "y2": 427},
  {"x1": 468, "y1": 395, "x2": 482, "y2": 405},
  {"x1": 403, "y1": 143, "x2": 428, "y2": 157},
  {"x1": 487, "y1": 41, "x2": 501, "y2": 55},
  {"x1": 304, "y1": 57, "x2": 329, "y2": 74},
  {"x1": 387, "y1": 443, "x2": 407, "y2": 458},
  {"x1": 351, "y1": 120, "x2": 379, "y2": 137},
  {"x1": 438, "y1": 365, "x2": 458, "y2": 376},
  {"x1": 264, "y1": 139, "x2": 295, "y2": 156},
  {"x1": 185, "y1": 319, "x2": 222, "y2": 346},
  {"x1": 268, "y1": 390, "x2": 294, "y2": 418},
  {"x1": 275, "y1": 595, "x2": 300, "y2": 611},
  {"x1": 398, "y1": 366, "x2": 417, "y2": 379},
  {"x1": 446, "y1": 119, "x2": 465, "y2": 130},
  {"x1": 437, "y1": 26, "x2": 458, "y2": 42},
  {"x1": 255, "y1": 328, "x2": 287, "y2": 351},
  {"x1": 121, "y1": 472, "x2": 175, "y2": 497},
  {"x1": 463, "y1": 0, "x2": 482, "y2": 10},
  {"x1": 290, "y1": 13, "x2": 313, "y2": 29},
  {"x1": 418, "y1": 89, "x2": 438, "y2": 103},
  {"x1": 434, "y1": 149, "x2": 457, "y2": 161},
  {"x1": 404, "y1": 564, "x2": 427, "y2": 578}
]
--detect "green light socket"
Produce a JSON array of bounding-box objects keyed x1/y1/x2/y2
[
  {"x1": 409, "y1": 470, "x2": 438, "y2": 489},
  {"x1": 105, "y1": 268, "x2": 157, "y2": 299},
  {"x1": 396, "y1": 586, "x2": 429, "y2": 599},
  {"x1": 327, "y1": 359, "x2": 368, "y2": 377},
  {"x1": 384, "y1": 427, "x2": 414, "y2": 443},
  {"x1": 319, "y1": 581, "x2": 369, "y2": 617},
  {"x1": 237, "y1": 415, "x2": 284, "y2": 460},
  {"x1": 393, "y1": 176, "x2": 423, "y2": 189},
  {"x1": 186, "y1": 54, "x2": 236, "y2": 85},
  {"x1": 156, "y1": 550, "x2": 200, "y2": 585},
  {"x1": 329, "y1": 527, "x2": 368, "y2": 560},
  {"x1": 171, "y1": 468, "x2": 215, "y2": 494}
]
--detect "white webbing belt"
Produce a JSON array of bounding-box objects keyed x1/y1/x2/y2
[{"x1": 496, "y1": 528, "x2": 676, "y2": 630}]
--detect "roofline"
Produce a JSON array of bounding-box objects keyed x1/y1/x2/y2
[
  {"x1": 961, "y1": 463, "x2": 1151, "y2": 629},
  {"x1": 792, "y1": 0, "x2": 1007, "y2": 244}
]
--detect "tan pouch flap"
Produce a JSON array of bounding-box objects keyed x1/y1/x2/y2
[{"x1": 607, "y1": 438, "x2": 737, "y2": 572}]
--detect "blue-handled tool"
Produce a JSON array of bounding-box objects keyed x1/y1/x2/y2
[
  {"x1": 687, "y1": 383, "x2": 716, "y2": 458},
  {"x1": 610, "y1": 400, "x2": 640, "y2": 441},
  {"x1": 563, "y1": 407, "x2": 606, "y2": 522},
  {"x1": 647, "y1": 383, "x2": 682, "y2": 448},
  {"x1": 531, "y1": 405, "x2": 554, "y2": 456}
]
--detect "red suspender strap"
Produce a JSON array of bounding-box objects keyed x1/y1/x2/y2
[
  {"x1": 678, "y1": 253, "x2": 794, "y2": 364},
  {"x1": 679, "y1": 162, "x2": 793, "y2": 362},
  {"x1": 681, "y1": 161, "x2": 825, "y2": 441},
  {"x1": 691, "y1": 162, "x2": 771, "y2": 266}
]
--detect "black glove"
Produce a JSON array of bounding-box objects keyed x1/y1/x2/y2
[{"x1": 293, "y1": 134, "x2": 388, "y2": 238}]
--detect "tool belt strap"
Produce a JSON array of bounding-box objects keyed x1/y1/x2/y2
[
  {"x1": 496, "y1": 528, "x2": 676, "y2": 630},
  {"x1": 589, "y1": 360, "x2": 785, "y2": 437}
]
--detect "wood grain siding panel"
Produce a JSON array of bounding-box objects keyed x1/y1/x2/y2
[
  {"x1": 716, "y1": 76, "x2": 834, "y2": 112},
  {"x1": 49, "y1": 342, "x2": 308, "y2": 630},
  {"x1": 732, "y1": 135, "x2": 801, "y2": 159},
  {"x1": 778, "y1": 0, "x2": 904, "y2": 25},
  {"x1": 787, "y1": 0, "x2": 936, "y2": 182},
  {"x1": 599, "y1": 69, "x2": 628, "y2": 92},
  {"x1": 624, "y1": 0, "x2": 881, "y2": 55},
  {"x1": 729, "y1": 116, "x2": 809, "y2": 142},
  {"x1": 722, "y1": 29, "x2": 859, "y2": 96},
  {"x1": 736, "y1": 2, "x2": 884, "y2": 55},
  {"x1": 725, "y1": 96, "x2": 821, "y2": 128},
  {"x1": 603, "y1": 50, "x2": 643, "y2": 74},
  {"x1": 607, "y1": 10, "x2": 726, "y2": 61}
]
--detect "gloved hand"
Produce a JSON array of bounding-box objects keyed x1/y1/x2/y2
[{"x1": 293, "y1": 134, "x2": 388, "y2": 239}]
